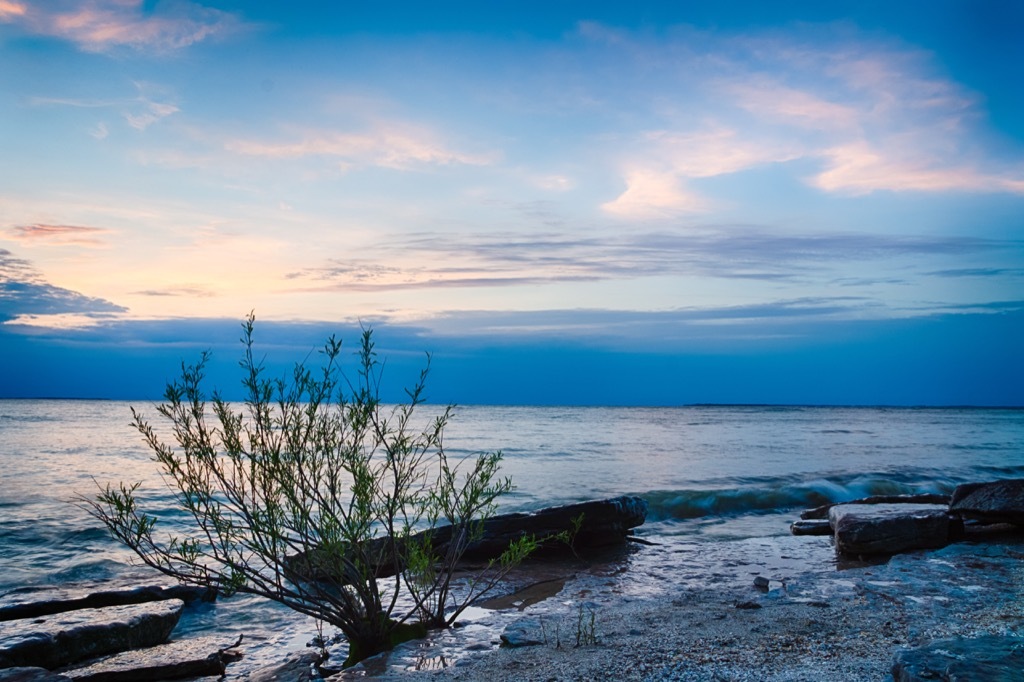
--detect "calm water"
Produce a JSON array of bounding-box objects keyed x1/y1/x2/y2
[{"x1": 2, "y1": 400, "x2": 1023, "y2": 672}]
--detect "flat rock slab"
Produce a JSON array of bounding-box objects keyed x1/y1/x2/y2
[
  {"x1": 0, "y1": 601, "x2": 182, "y2": 670},
  {"x1": 829, "y1": 504, "x2": 952, "y2": 556},
  {"x1": 60, "y1": 636, "x2": 240, "y2": 681},
  {"x1": 0, "y1": 585, "x2": 213, "y2": 623},
  {"x1": 801, "y1": 493, "x2": 950, "y2": 520},
  {"x1": 0, "y1": 670, "x2": 71, "y2": 681},
  {"x1": 892, "y1": 635, "x2": 1024, "y2": 681},
  {"x1": 950, "y1": 479, "x2": 1024, "y2": 525}
]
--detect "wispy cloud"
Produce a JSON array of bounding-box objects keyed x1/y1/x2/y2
[
  {"x1": 0, "y1": 0, "x2": 243, "y2": 53},
  {"x1": 0, "y1": 0, "x2": 26, "y2": 22},
  {"x1": 131, "y1": 285, "x2": 215, "y2": 298},
  {"x1": 813, "y1": 141, "x2": 1024, "y2": 194},
  {"x1": 926, "y1": 267, "x2": 1024, "y2": 279},
  {"x1": 594, "y1": 26, "x2": 1024, "y2": 215},
  {"x1": 7, "y1": 224, "x2": 113, "y2": 247},
  {"x1": 0, "y1": 249, "x2": 126, "y2": 322},
  {"x1": 29, "y1": 82, "x2": 179, "y2": 132},
  {"x1": 286, "y1": 228, "x2": 1008, "y2": 292},
  {"x1": 225, "y1": 122, "x2": 495, "y2": 171},
  {"x1": 602, "y1": 127, "x2": 799, "y2": 217}
]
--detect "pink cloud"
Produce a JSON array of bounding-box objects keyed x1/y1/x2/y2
[
  {"x1": 813, "y1": 142, "x2": 1024, "y2": 195},
  {"x1": 225, "y1": 124, "x2": 495, "y2": 170},
  {"x1": 1, "y1": 0, "x2": 242, "y2": 52},
  {"x1": 8, "y1": 224, "x2": 112, "y2": 246}
]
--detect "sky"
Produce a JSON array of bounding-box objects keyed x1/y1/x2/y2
[{"x1": 1, "y1": 0, "x2": 1022, "y2": 405}]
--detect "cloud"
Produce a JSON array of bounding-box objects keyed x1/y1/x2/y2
[
  {"x1": 812, "y1": 141, "x2": 1024, "y2": 195},
  {"x1": 7, "y1": 224, "x2": 112, "y2": 247},
  {"x1": 926, "y1": 267, "x2": 1024, "y2": 279},
  {"x1": 0, "y1": 0, "x2": 243, "y2": 53},
  {"x1": 29, "y1": 82, "x2": 179, "y2": 132},
  {"x1": 593, "y1": 25, "x2": 1024, "y2": 214},
  {"x1": 131, "y1": 285, "x2": 215, "y2": 298},
  {"x1": 0, "y1": 249, "x2": 126, "y2": 323},
  {"x1": 601, "y1": 169, "x2": 709, "y2": 217},
  {"x1": 0, "y1": 1, "x2": 26, "y2": 20},
  {"x1": 285, "y1": 228, "x2": 1009, "y2": 292},
  {"x1": 601, "y1": 127, "x2": 800, "y2": 217},
  {"x1": 224, "y1": 122, "x2": 494, "y2": 170},
  {"x1": 125, "y1": 100, "x2": 179, "y2": 130}
]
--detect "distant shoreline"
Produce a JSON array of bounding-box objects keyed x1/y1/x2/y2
[{"x1": 1, "y1": 397, "x2": 1023, "y2": 410}]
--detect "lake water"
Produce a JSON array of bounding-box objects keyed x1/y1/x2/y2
[{"x1": 2, "y1": 400, "x2": 1023, "y2": 674}]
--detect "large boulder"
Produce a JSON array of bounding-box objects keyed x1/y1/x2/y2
[
  {"x1": 0, "y1": 601, "x2": 182, "y2": 670},
  {"x1": 288, "y1": 496, "x2": 648, "y2": 583},
  {"x1": 829, "y1": 504, "x2": 953, "y2": 556},
  {"x1": 950, "y1": 479, "x2": 1024, "y2": 525},
  {"x1": 60, "y1": 636, "x2": 241, "y2": 681},
  {"x1": 892, "y1": 635, "x2": 1024, "y2": 681}
]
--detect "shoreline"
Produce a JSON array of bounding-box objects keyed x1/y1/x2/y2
[{"x1": 333, "y1": 534, "x2": 1024, "y2": 681}]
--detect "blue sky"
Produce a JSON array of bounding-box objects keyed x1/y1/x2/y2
[{"x1": 1, "y1": 1, "x2": 1022, "y2": 405}]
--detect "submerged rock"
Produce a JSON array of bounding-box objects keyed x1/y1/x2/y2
[
  {"x1": 0, "y1": 670, "x2": 71, "y2": 681},
  {"x1": 59, "y1": 636, "x2": 241, "y2": 681},
  {"x1": 246, "y1": 650, "x2": 322, "y2": 682},
  {"x1": 950, "y1": 479, "x2": 1024, "y2": 525},
  {"x1": 829, "y1": 504, "x2": 952, "y2": 556},
  {"x1": 0, "y1": 600, "x2": 182, "y2": 670},
  {"x1": 892, "y1": 635, "x2": 1024, "y2": 681}
]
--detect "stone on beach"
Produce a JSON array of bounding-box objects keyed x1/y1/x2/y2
[
  {"x1": 800, "y1": 493, "x2": 950, "y2": 520},
  {"x1": 0, "y1": 601, "x2": 182, "y2": 670},
  {"x1": 891, "y1": 635, "x2": 1024, "y2": 682},
  {"x1": 949, "y1": 478, "x2": 1024, "y2": 525},
  {"x1": 789, "y1": 519, "x2": 832, "y2": 536},
  {"x1": 59, "y1": 635, "x2": 241, "y2": 681},
  {"x1": 0, "y1": 585, "x2": 213, "y2": 623},
  {"x1": 829, "y1": 503, "x2": 952, "y2": 556}
]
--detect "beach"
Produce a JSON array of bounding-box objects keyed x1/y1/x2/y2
[{"x1": 358, "y1": 535, "x2": 1024, "y2": 681}]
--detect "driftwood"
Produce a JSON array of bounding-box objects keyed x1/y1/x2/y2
[{"x1": 286, "y1": 496, "x2": 648, "y2": 583}]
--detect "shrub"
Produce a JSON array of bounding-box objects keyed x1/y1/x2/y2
[{"x1": 87, "y1": 314, "x2": 532, "y2": 666}]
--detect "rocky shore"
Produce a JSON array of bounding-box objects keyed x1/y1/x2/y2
[
  {"x1": 412, "y1": 536, "x2": 1024, "y2": 681},
  {"x1": 360, "y1": 479, "x2": 1024, "y2": 681},
  {"x1": 3, "y1": 482, "x2": 1023, "y2": 681}
]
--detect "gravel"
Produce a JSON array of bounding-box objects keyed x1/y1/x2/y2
[{"x1": 332, "y1": 537, "x2": 1024, "y2": 681}]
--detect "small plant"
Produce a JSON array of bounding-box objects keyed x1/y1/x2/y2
[
  {"x1": 574, "y1": 603, "x2": 598, "y2": 647},
  {"x1": 86, "y1": 314, "x2": 531, "y2": 666}
]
